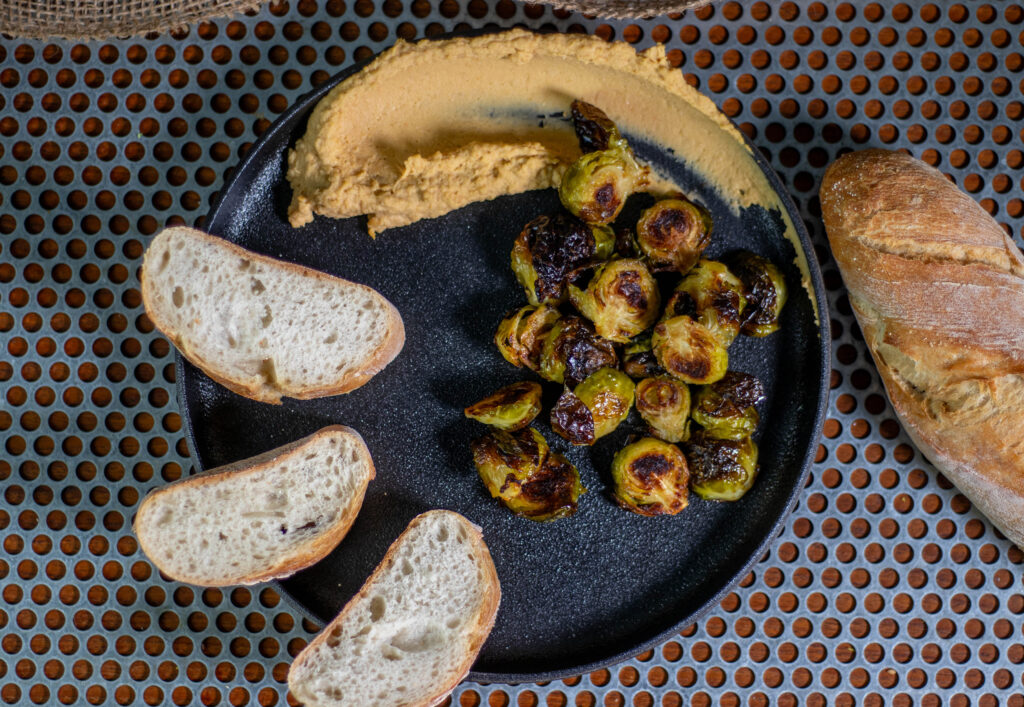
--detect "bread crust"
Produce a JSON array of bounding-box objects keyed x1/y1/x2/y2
[
  {"x1": 287, "y1": 510, "x2": 501, "y2": 707},
  {"x1": 141, "y1": 226, "x2": 405, "y2": 405},
  {"x1": 134, "y1": 425, "x2": 375, "y2": 586},
  {"x1": 820, "y1": 149, "x2": 1024, "y2": 548}
]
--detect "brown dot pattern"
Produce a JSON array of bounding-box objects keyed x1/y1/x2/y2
[{"x1": 2, "y1": 2, "x2": 1024, "y2": 706}]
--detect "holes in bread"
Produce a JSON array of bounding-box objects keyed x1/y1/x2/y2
[
  {"x1": 172, "y1": 286, "x2": 184, "y2": 308},
  {"x1": 250, "y1": 278, "x2": 266, "y2": 294},
  {"x1": 159, "y1": 249, "x2": 171, "y2": 273},
  {"x1": 437, "y1": 526, "x2": 449, "y2": 542},
  {"x1": 401, "y1": 559, "x2": 413, "y2": 576},
  {"x1": 259, "y1": 358, "x2": 277, "y2": 385},
  {"x1": 260, "y1": 306, "x2": 273, "y2": 329},
  {"x1": 324, "y1": 333, "x2": 337, "y2": 344},
  {"x1": 369, "y1": 595, "x2": 386, "y2": 622},
  {"x1": 388, "y1": 624, "x2": 444, "y2": 654}
]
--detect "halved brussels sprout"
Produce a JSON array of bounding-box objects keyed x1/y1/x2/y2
[
  {"x1": 664, "y1": 260, "x2": 748, "y2": 346},
  {"x1": 472, "y1": 428, "x2": 582, "y2": 521},
  {"x1": 622, "y1": 332, "x2": 665, "y2": 379},
  {"x1": 559, "y1": 147, "x2": 646, "y2": 225},
  {"x1": 651, "y1": 316, "x2": 729, "y2": 385},
  {"x1": 635, "y1": 377, "x2": 691, "y2": 443},
  {"x1": 574, "y1": 368, "x2": 635, "y2": 440},
  {"x1": 611, "y1": 437, "x2": 690, "y2": 516},
  {"x1": 728, "y1": 251, "x2": 788, "y2": 337},
  {"x1": 569, "y1": 258, "x2": 661, "y2": 342},
  {"x1": 636, "y1": 198, "x2": 712, "y2": 273},
  {"x1": 464, "y1": 381, "x2": 543, "y2": 431},
  {"x1": 550, "y1": 387, "x2": 595, "y2": 446},
  {"x1": 511, "y1": 212, "x2": 607, "y2": 305},
  {"x1": 539, "y1": 315, "x2": 618, "y2": 387},
  {"x1": 516, "y1": 452, "x2": 585, "y2": 521},
  {"x1": 494, "y1": 304, "x2": 535, "y2": 367},
  {"x1": 691, "y1": 371, "x2": 765, "y2": 440},
  {"x1": 517, "y1": 305, "x2": 562, "y2": 372},
  {"x1": 570, "y1": 100, "x2": 623, "y2": 153},
  {"x1": 685, "y1": 431, "x2": 759, "y2": 501}
]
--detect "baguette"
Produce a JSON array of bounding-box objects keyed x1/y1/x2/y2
[
  {"x1": 820, "y1": 149, "x2": 1024, "y2": 548},
  {"x1": 288, "y1": 510, "x2": 501, "y2": 707},
  {"x1": 134, "y1": 426, "x2": 374, "y2": 586},
  {"x1": 141, "y1": 226, "x2": 404, "y2": 404}
]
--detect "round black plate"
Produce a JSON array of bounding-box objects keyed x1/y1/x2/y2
[{"x1": 177, "y1": 44, "x2": 830, "y2": 682}]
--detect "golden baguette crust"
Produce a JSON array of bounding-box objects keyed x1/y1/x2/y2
[
  {"x1": 821, "y1": 149, "x2": 1024, "y2": 548},
  {"x1": 287, "y1": 510, "x2": 501, "y2": 707},
  {"x1": 141, "y1": 226, "x2": 405, "y2": 404},
  {"x1": 134, "y1": 425, "x2": 375, "y2": 586}
]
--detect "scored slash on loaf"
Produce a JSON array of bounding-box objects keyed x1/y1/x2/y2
[
  {"x1": 140, "y1": 226, "x2": 405, "y2": 404},
  {"x1": 287, "y1": 510, "x2": 501, "y2": 707},
  {"x1": 820, "y1": 148, "x2": 1024, "y2": 549},
  {"x1": 133, "y1": 426, "x2": 375, "y2": 587}
]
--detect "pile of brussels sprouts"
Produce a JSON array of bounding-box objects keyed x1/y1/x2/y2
[{"x1": 465, "y1": 101, "x2": 788, "y2": 522}]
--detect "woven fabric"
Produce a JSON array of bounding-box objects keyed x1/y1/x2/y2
[
  {"x1": 0, "y1": 0, "x2": 260, "y2": 40},
  {"x1": 539, "y1": 0, "x2": 714, "y2": 20}
]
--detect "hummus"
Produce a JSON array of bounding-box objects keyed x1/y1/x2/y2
[{"x1": 286, "y1": 30, "x2": 813, "y2": 312}]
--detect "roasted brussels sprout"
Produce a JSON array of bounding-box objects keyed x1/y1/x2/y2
[
  {"x1": 728, "y1": 251, "x2": 788, "y2": 337},
  {"x1": 494, "y1": 304, "x2": 534, "y2": 367},
  {"x1": 685, "y1": 431, "x2": 759, "y2": 501},
  {"x1": 570, "y1": 100, "x2": 623, "y2": 153},
  {"x1": 569, "y1": 258, "x2": 661, "y2": 342},
  {"x1": 636, "y1": 198, "x2": 712, "y2": 273},
  {"x1": 559, "y1": 148, "x2": 646, "y2": 225},
  {"x1": 611, "y1": 437, "x2": 690, "y2": 516},
  {"x1": 550, "y1": 387, "x2": 595, "y2": 446},
  {"x1": 664, "y1": 260, "x2": 748, "y2": 346},
  {"x1": 464, "y1": 381, "x2": 543, "y2": 431},
  {"x1": 622, "y1": 332, "x2": 665, "y2": 379},
  {"x1": 691, "y1": 371, "x2": 765, "y2": 440},
  {"x1": 516, "y1": 304, "x2": 562, "y2": 372},
  {"x1": 651, "y1": 316, "x2": 728, "y2": 385},
  {"x1": 575, "y1": 368, "x2": 635, "y2": 440},
  {"x1": 511, "y1": 212, "x2": 612, "y2": 305},
  {"x1": 635, "y1": 377, "x2": 691, "y2": 443},
  {"x1": 472, "y1": 428, "x2": 583, "y2": 521},
  {"x1": 539, "y1": 315, "x2": 618, "y2": 387},
  {"x1": 551, "y1": 368, "x2": 635, "y2": 445}
]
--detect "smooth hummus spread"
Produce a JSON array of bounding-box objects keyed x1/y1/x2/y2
[{"x1": 286, "y1": 29, "x2": 812, "y2": 309}]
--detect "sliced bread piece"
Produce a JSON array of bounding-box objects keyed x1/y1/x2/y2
[
  {"x1": 288, "y1": 510, "x2": 501, "y2": 707},
  {"x1": 141, "y1": 226, "x2": 404, "y2": 404},
  {"x1": 134, "y1": 425, "x2": 374, "y2": 587}
]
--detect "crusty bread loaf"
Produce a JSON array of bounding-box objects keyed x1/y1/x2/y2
[
  {"x1": 141, "y1": 226, "x2": 404, "y2": 404},
  {"x1": 288, "y1": 510, "x2": 501, "y2": 707},
  {"x1": 820, "y1": 149, "x2": 1024, "y2": 548},
  {"x1": 134, "y1": 426, "x2": 374, "y2": 586}
]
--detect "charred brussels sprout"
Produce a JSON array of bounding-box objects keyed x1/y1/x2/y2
[
  {"x1": 685, "y1": 431, "x2": 759, "y2": 501},
  {"x1": 651, "y1": 316, "x2": 728, "y2": 385},
  {"x1": 539, "y1": 315, "x2": 618, "y2": 387},
  {"x1": 516, "y1": 305, "x2": 561, "y2": 372},
  {"x1": 559, "y1": 148, "x2": 646, "y2": 225},
  {"x1": 691, "y1": 371, "x2": 765, "y2": 440},
  {"x1": 464, "y1": 381, "x2": 543, "y2": 431},
  {"x1": 622, "y1": 332, "x2": 665, "y2": 379},
  {"x1": 728, "y1": 251, "x2": 788, "y2": 337},
  {"x1": 551, "y1": 368, "x2": 634, "y2": 445},
  {"x1": 636, "y1": 377, "x2": 691, "y2": 443},
  {"x1": 611, "y1": 437, "x2": 690, "y2": 516},
  {"x1": 664, "y1": 260, "x2": 748, "y2": 346},
  {"x1": 494, "y1": 305, "x2": 534, "y2": 367},
  {"x1": 570, "y1": 100, "x2": 623, "y2": 153},
  {"x1": 472, "y1": 428, "x2": 583, "y2": 521},
  {"x1": 569, "y1": 259, "x2": 661, "y2": 342},
  {"x1": 511, "y1": 213, "x2": 609, "y2": 305},
  {"x1": 636, "y1": 198, "x2": 712, "y2": 273},
  {"x1": 575, "y1": 368, "x2": 635, "y2": 440}
]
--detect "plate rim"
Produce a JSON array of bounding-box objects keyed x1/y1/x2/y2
[{"x1": 176, "y1": 29, "x2": 832, "y2": 684}]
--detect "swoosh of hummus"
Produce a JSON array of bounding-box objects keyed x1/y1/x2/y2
[{"x1": 286, "y1": 29, "x2": 813, "y2": 315}]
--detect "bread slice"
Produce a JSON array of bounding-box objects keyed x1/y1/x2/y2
[
  {"x1": 288, "y1": 510, "x2": 501, "y2": 707},
  {"x1": 141, "y1": 226, "x2": 404, "y2": 404},
  {"x1": 134, "y1": 426, "x2": 374, "y2": 587}
]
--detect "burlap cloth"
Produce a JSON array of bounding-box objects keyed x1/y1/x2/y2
[
  {"x1": 0, "y1": 0, "x2": 718, "y2": 38},
  {"x1": 0, "y1": 0, "x2": 261, "y2": 39}
]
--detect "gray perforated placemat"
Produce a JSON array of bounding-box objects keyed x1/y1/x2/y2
[{"x1": 2, "y1": 1, "x2": 1024, "y2": 705}]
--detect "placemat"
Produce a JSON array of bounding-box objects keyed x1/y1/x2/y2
[{"x1": 1, "y1": 1, "x2": 1023, "y2": 705}]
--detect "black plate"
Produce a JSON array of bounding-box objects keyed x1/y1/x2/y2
[{"x1": 177, "y1": 42, "x2": 830, "y2": 682}]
